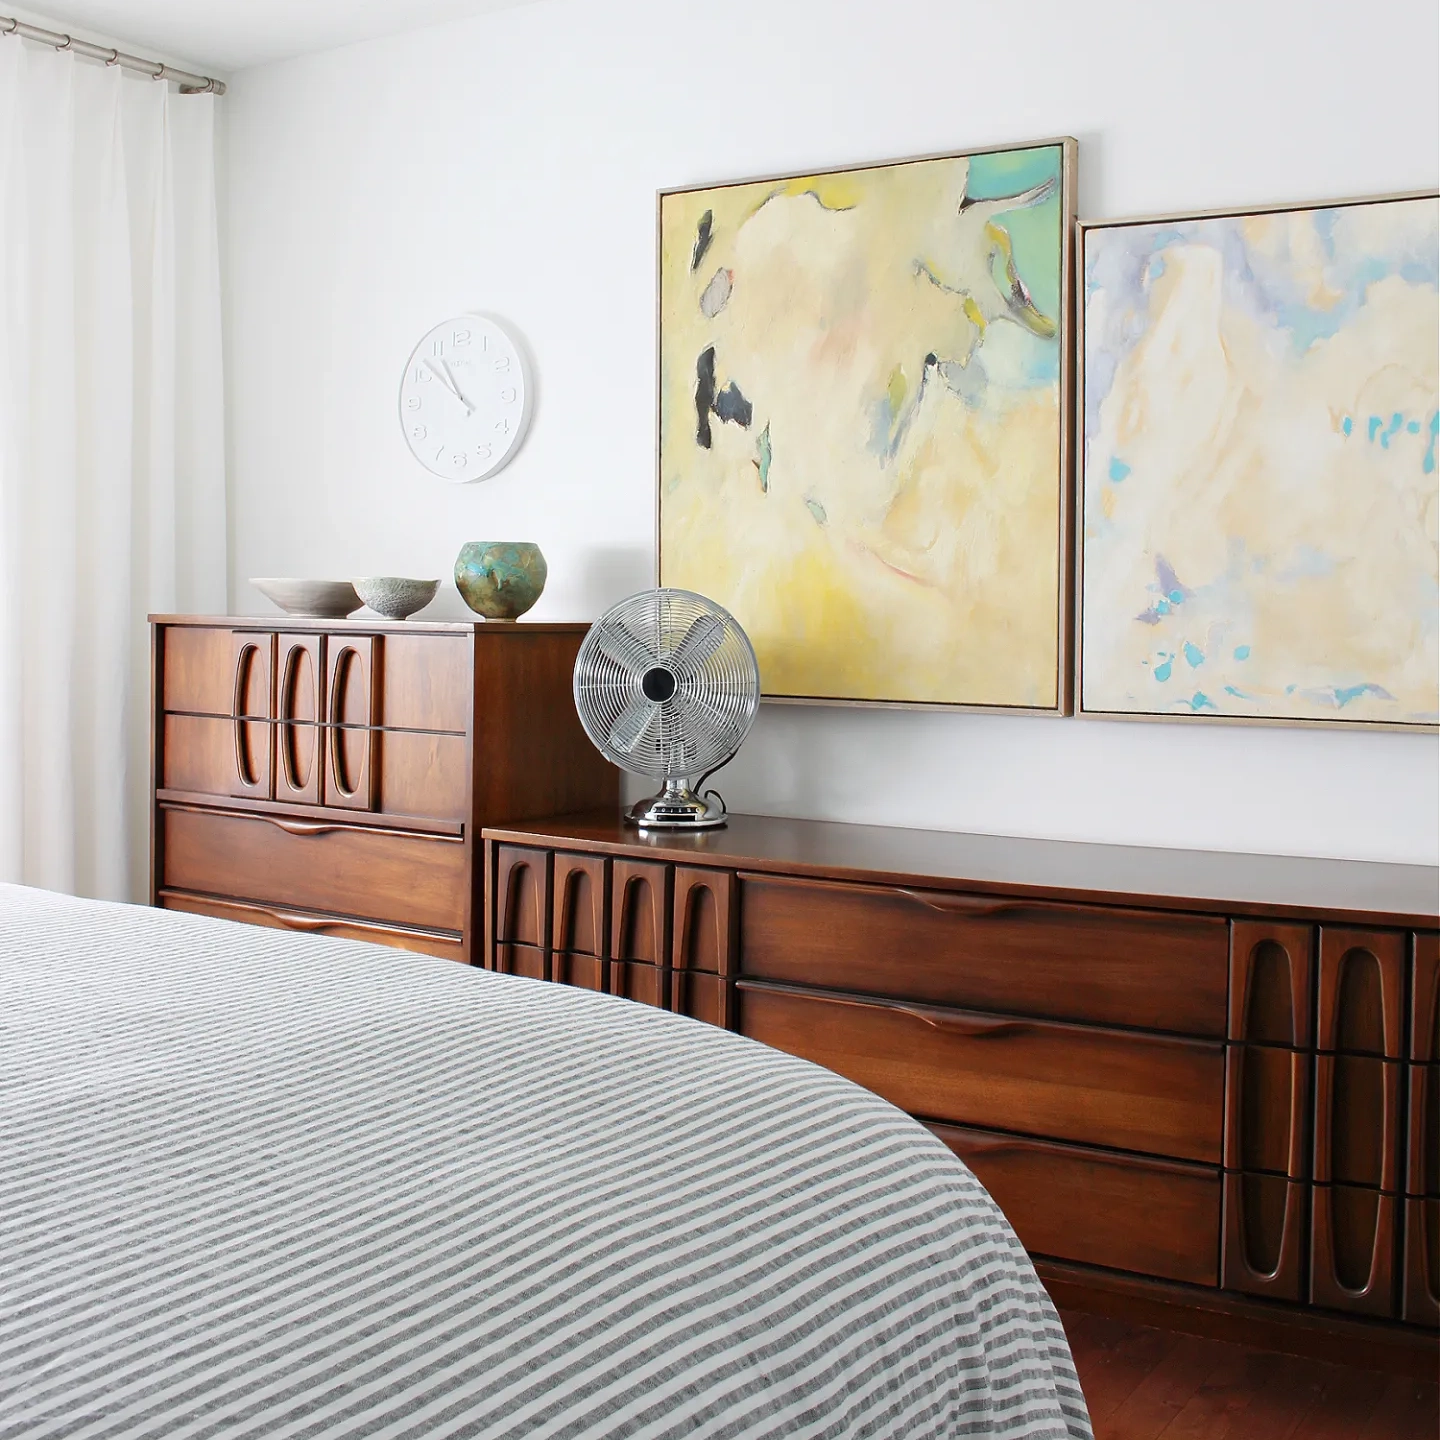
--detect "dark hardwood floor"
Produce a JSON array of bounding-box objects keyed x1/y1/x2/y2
[{"x1": 1060, "y1": 1312, "x2": 1439, "y2": 1439}]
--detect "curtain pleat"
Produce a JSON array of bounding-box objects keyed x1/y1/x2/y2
[{"x1": 0, "y1": 41, "x2": 226, "y2": 901}]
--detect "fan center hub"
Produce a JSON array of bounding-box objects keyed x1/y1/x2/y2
[{"x1": 641, "y1": 666, "x2": 677, "y2": 703}]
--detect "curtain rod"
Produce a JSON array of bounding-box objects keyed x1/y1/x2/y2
[{"x1": 1, "y1": 13, "x2": 226, "y2": 94}]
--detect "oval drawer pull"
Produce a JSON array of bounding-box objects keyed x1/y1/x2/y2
[{"x1": 894, "y1": 889, "x2": 1024, "y2": 917}]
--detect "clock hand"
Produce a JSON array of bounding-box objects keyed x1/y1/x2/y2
[
  {"x1": 424, "y1": 358, "x2": 472, "y2": 414},
  {"x1": 439, "y1": 359, "x2": 474, "y2": 411}
]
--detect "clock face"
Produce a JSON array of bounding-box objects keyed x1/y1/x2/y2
[{"x1": 398, "y1": 315, "x2": 532, "y2": 482}]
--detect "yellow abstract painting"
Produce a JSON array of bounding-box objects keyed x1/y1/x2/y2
[
  {"x1": 658, "y1": 143, "x2": 1074, "y2": 708},
  {"x1": 1081, "y1": 195, "x2": 1439, "y2": 727}
]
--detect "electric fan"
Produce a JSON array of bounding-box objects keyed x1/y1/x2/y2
[{"x1": 573, "y1": 589, "x2": 760, "y2": 829}]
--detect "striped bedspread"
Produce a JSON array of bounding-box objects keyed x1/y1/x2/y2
[{"x1": 0, "y1": 883, "x2": 1090, "y2": 1438}]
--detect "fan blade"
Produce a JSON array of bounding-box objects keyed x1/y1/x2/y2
[
  {"x1": 668, "y1": 612, "x2": 725, "y2": 673},
  {"x1": 593, "y1": 621, "x2": 656, "y2": 675},
  {"x1": 672, "y1": 689, "x2": 741, "y2": 743},
  {"x1": 608, "y1": 694, "x2": 659, "y2": 756}
]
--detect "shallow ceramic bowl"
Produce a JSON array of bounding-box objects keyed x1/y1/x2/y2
[
  {"x1": 353, "y1": 577, "x2": 440, "y2": 620},
  {"x1": 250, "y1": 578, "x2": 362, "y2": 619},
  {"x1": 454, "y1": 542, "x2": 547, "y2": 620}
]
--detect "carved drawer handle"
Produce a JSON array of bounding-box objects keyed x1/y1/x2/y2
[
  {"x1": 942, "y1": 1134, "x2": 1033, "y2": 1157},
  {"x1": 890, "y1": 1002, "x2": 1025, "y2": 1039},
  {"x1": 262, "y1": 816, "x2": 344, "y2": 836},
  {"x1": 895, "y1": 889, "x2": 1024, "y2": 917},
  {"x1": 260, "y1": 906, "x2": 401, "y2": 937}
]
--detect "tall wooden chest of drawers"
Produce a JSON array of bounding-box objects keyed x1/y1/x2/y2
[{"x1": 151, "y1": 616, "x2": 617, "y2": 963}]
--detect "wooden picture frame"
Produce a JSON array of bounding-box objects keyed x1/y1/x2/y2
[
  {"x1": 1076, "y1": 190, "x2": 1439, "y2": 730},
  {"x1": 657, "y1": 138, "x2": 1078, "y2": 715}
]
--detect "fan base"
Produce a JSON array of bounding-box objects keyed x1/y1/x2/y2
[{"x1": 626, "y1": 784, "x2": 727, "y2": 830}]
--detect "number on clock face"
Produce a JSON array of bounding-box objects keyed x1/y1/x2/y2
[{"x1": 397, "y1": 314, "x2": 532, "y2": 482}]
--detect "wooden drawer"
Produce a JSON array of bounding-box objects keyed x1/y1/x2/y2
[
  {"x1": 737, "y1": 875, "x2": 1227, "y2": 1036},
  {"x1": 554, "y1": 853, "x2": 608, "y2": 956},
  {"x1": 554, "y1": 952, "x2": 605, "y2": 991},
  {"x1": 1314, "y1": 1053, "x2": 1401, "y2": 1191},
  {"x1": 379, "y1": 633, "x2": 470, "y2": 733},
  {"x1": 496, "y1": 941, "x2": 547, "y2": 981},
  {"x1": 1310, "y1": 1183, "x2": 1398, "y2": 1318},
  {"x1": 930, "y1": 1122, "x2": 1221, "y2": 1286},
  {"x1": 673, "y1": 868, "x2": 735, "y2": 973},
  {"x1": 671, "y1": 970, "x2": 729, "y2": 1028},
  {"x1": 1317, "y1": 927, "x2": 1405, "y2": 1057},
  {"x1": 376, "y1": 731, "x2": 468, "y2": 821},
  {"x1": 1223, "y1": 1172, "x2": 1307, "y2": 1302},
  {"x1": 608, "y1": 960, "x2": 666, "y2": 1009},
  {"x1": 160, "y1": 806, "x2": 465, "y2": 932},
  {"x1": 162, "y1": 625, "x2": 249, "y2": 715},
  {"x1": 612, "y1": 860, "x2": 669, "y2": 965},
  {"x1": 736, "y1": 981, "x2": 1224, "y2": 1163},
  {"x1": 495, "y1": 846, "x2": 550, "y2": 946},
  {"x1": 162, "y1": 713, "x2": 259, "y2": 798},
  {"x1": 158, "y1": 889, "x2": 464, "y2": 961}
]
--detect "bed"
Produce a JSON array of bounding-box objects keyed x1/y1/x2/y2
[{"x1": 0, "y1": 883, "x2": 1091, "y2": 1438}]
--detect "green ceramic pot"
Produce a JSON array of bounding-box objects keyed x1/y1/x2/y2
[{"x1": 454, "y1": 541, "x2": 547, "y2": 620}]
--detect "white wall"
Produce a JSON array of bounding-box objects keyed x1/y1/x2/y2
[{"x1": 222, "y1": 0, "x2": 1440, "y2": 865}]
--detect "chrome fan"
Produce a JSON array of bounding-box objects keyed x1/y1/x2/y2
[{"x1": 573, "y1": 589, "x2": 759, "y2": 828}]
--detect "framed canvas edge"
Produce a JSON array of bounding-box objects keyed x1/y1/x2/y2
[
  {"x1": 656, "y1": 135, "x2": 1079, "y2": 716},
  {"x1": 1073, "y1": 189, "x2": 1440, "y2": 733},
  {"x1": 1074, "y1": 187, "x2": 1440, "y2": 239}
]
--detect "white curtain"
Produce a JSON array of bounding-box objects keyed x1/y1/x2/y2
[{"x1": 0, "y1": 39, "x2": 226, "y2": 902}]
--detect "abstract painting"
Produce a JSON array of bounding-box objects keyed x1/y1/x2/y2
[
  {"x1": 658, "y1": 141, "x2": 1075, "y2": 709},
  {"x1": 1080, "y1": 194, "x2": 1439, "y2": 727}
]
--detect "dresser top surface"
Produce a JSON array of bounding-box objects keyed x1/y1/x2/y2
[
  {"x1": 150, "y1": 614, "x2": 591, "y2": 634},
  {"x1": 484, "y1": 810, "x2": 1440, "y2": 926}
]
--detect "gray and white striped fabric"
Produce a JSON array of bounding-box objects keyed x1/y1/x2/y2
[{"x1": 0, "y1": 883, "x2": 1090, "y2": 1438}]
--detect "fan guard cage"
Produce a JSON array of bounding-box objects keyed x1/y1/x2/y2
[{"x1": 573, "y1": 589, "x2": 759, "y2": 783}]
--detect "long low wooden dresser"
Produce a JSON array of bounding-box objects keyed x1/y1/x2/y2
[
  {"x1": 151, "y1": 615, "x2": 617, "y2": 964},
  {"x1": 481, "y1": 810, "x2": 1440, "y2": 1367}
]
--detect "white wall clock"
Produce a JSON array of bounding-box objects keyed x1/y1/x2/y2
[{"x1": 398, "y1": 314, "x2": 532, "y2": 482}]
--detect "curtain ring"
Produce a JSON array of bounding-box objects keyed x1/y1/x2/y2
[
  {"x1": 54, "y1": 33, "x2": 73, "y2": 52},
  {"x1": 1, "y1": 19, "x2": 17, "y2": 36},
  {"x1": 104, "y1": 48, "x2": 120, "y2": 66},
  {"x1": 151, "y1": 62, "x2": 168, "y2": 81}
]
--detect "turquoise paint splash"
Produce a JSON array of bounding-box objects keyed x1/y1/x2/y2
[
  {"x1": 1188, "y1": 692, "x2": 1217, "y2": 711},
  {"x1": 1381, "y1": 412, "x2": 1404, "y2": 449},
  {"x1": 1368, "y1": 415, "x2": 1384, "y2": 442},
  {"x1": 1408, "y1": 420, "x2": 1421, "y2": 434},
  {"x1": 964, "y1": 146, "x2": 1063, "y2": 344},
  {"x1": 1234, "y1": 645, "x2": 1251, "y2": 661},
  {"x1": 1183, "y1": 641, "x2": 1204, "y2": 668},
  {"x1": 804, "y1": 497, "x2": 827, "y2": 526},
  {"x1": 1154, "y1": 655, "x2": 1173, "y2": 683},
  {"x1": 1426, "y1": 413, "x2": 1438, "y2": 475},
  {"x1": 1341, "y1": 416, "x2": 1353, "y2": 437},
  {"x1": 1224, "y1": 686, "x2": 1254, "y2": 699},
  {"x1": 756, "y1": 423, "x2": 772, "y2": 492},
  {"x1": 1109, "y1": 457, "x2": 1131, "y2": 482}
]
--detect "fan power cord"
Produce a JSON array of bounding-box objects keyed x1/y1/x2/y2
[{"x1": 694, "y1": 752, "x2": 738, "y2": 812}]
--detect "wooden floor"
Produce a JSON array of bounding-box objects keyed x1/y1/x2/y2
[{"x1": 1060, "y1": 1311, "x2": 1439, "y2": 1440}]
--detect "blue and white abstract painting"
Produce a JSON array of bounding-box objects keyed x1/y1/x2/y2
[{"x1": 1081, "y1": 195, "x2": 1438, "y2": 726}]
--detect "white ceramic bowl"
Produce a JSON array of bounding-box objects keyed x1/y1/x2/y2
[
  {"x1": 250, "y1": 578, "x2": 362, "y2": 619},
  {"x1": 353, "y1": 577, "x2": 441, "y2": 620}
]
